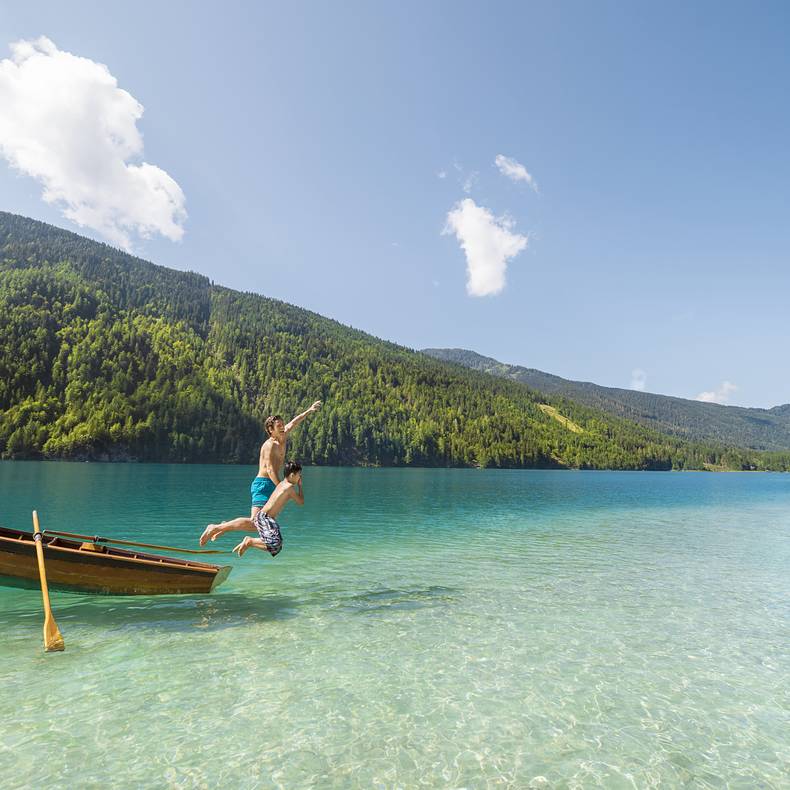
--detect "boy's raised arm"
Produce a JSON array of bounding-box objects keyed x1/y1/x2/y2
[{"x1": 284, "y1": 401, "x2": 322, "y2": 435}]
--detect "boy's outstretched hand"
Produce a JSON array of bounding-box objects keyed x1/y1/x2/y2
[{"x1": 309, "y1": 400, "x2": 322, "y2": 412}]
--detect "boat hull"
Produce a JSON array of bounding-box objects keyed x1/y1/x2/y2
[{"x1": 0, "y1": 527, "x2": 231, "y2": 595}]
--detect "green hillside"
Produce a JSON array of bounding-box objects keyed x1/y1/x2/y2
[
  {"x1": 1, "y1": 211, "x2": 788, "y2": 471},
  {"x1": 423, "y1": 348, "x2": 790, "y2": 452}
]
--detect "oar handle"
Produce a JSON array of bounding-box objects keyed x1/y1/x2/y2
[{"x1": 32, "y1": 512, "x2": 51, "y2": 610}]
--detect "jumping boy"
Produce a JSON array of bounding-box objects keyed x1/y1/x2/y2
[
  {"x1": 198, "y1": 461, "x2": 304, "y2": 558},
  {"x1": 248, "y1": 402, "x2": 320, "y2": 519}
]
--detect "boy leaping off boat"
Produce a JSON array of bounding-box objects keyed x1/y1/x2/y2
[
  {"x1": 199, "y1": 461, "x2": 305, "y2": 557},
  {"x1": 248, "y1": 401, "x2": 319, "y2": 521}
]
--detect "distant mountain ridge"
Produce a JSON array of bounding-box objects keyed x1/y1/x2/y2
[{"x1": 422, "y1": 348, "x2": 790, "y2": 452}]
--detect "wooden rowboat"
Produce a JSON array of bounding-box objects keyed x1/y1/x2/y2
[{"x1": 0, "y1": 526, "x2": 231, "y2": 595}]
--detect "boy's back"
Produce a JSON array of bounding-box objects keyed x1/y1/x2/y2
[{"x1": 262, "y1": 478, "x2": 302, "y2": 519}]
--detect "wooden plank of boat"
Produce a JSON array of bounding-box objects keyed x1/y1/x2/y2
[{"x1": 0, "y1": 526, "x2": 231, "y2": 595}]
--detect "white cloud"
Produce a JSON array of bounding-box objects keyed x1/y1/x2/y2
[
  {"x1": 0, "y1": 36, "x2": 186, "y2": 250},
  {"x1": 696, "y1": 381, "x2": 737, "y2": 404},
  {"x1": 443, "y1": 198, "x2": 528, "y2": 297},
  {"x1": 437, "y1": 169, "x2": 447, "y2": 179},
  {"x1": 630, "y1": 368, "x2": 647, "y2": 391},
  {"x1": 495, "y1": 154, "x2": 538, "y2": 192}
]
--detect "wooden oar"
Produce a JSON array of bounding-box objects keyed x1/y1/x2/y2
[
  {"x1": 32, "y1": 511, "x2": 65, "y2": 653},
  {"x1": 43, "y1": 529, "x2": 229, "y2": 555}
]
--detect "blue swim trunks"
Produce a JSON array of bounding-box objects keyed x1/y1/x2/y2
[{"x1": 250, "y1": 476, "x2": 276, "y2": 507}]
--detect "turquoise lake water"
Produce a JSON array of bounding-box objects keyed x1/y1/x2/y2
[{"x1": 1, "y1": 462, "x2": 788, "y2": 788}]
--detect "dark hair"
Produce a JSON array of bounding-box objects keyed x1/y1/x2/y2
[
  {"x1": 265, "y1": 415, "x2": 283, "y2": 436},
  {"x1": 284, "y1": 460, "x2": 302, "y2": 477}
]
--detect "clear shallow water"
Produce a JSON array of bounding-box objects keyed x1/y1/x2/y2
[{"x1": 1, "y1": 463, "x2": 788, "y2": 788}]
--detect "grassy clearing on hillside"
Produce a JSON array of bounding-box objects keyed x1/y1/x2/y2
[{"x1": 538, "y1": 404, "x2": 584, "y2": 434}]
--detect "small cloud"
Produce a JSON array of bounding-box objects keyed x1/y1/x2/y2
[
  {"x1": 442, "y1": 198, "x2": 528, "y2": 297},
  {"x1": 495, "y1": 154, "x2": 539, "y2": 193},
  {"x1": 696, "y1": 381, "x2": 737, "y2": 404},
  {"x1": 432, "y1": 279, "x2": 440, "y2": 288},
  {"x1": 461, "y1": 171, "x2": 478, "y2": 194},
  {"x1": 437, "y1": 170, "x2": 447, "y2": 179},
  {"x1": 452, "y1": 161, "x2": 478, "y2": 194},
  {"x1": 391, "y1": 241, "x2": 400, "y2": 247},
  {"x1": 0, "y1": 36, "x2": 186, "y2": 250},
  {"x1": 630, "y1": 369, "x2": 647, "y2": 391}
]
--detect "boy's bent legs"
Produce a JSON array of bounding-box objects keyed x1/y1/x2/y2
[
  {"x1": 199, "y1": 517, "x2": 255, "y2": 546},
  {"x1": 232, "y1": 536, "x2": 269, "y2": 557}
]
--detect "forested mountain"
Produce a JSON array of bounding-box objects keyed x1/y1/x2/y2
[
  {"x1": 423, "y1": 348, "x2": 790, "y2": 452},
  {"x1": 1, "y1": 211, "x2": 788, "y2": 471}
]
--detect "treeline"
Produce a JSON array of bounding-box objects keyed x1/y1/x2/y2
[{"x1": 1, "y1": 211, "x2": 789, "y2": 471}]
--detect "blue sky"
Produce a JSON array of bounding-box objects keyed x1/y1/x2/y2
[{"x1": 1, "y1": 1, "x2": 788, "y2": 408}]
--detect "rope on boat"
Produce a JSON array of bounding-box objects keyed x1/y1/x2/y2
[{"x1": 42, "y1": 529, "x2": 231, "y2": 555}]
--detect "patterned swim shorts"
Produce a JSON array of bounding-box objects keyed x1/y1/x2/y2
[{"x1": 253, "y1": 511, "x2": 283, "y2": 557}]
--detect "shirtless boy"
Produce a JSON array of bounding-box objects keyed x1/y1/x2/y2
[
  {"x1": 199, "y1": 461, "x2": 304, "y2": 558},
  {"x1": 249, "y1": 401, "x2": 320, "y2": 518}
]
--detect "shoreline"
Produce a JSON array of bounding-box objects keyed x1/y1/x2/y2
[{"x1": 0, "y1": 458, "x2": 784, "y2": 473}]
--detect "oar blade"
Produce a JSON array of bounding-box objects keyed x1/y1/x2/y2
[{"x1": 44, "y1": 614, "x2": 65, "y2": 652}]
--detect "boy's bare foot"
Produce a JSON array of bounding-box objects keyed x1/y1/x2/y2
[
  {"x1": 232, "y1": 536, "x2": 251, "y2": 557},
  {"x1": 199, "y1": 524, "x2": 221, "y2": 546}
]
